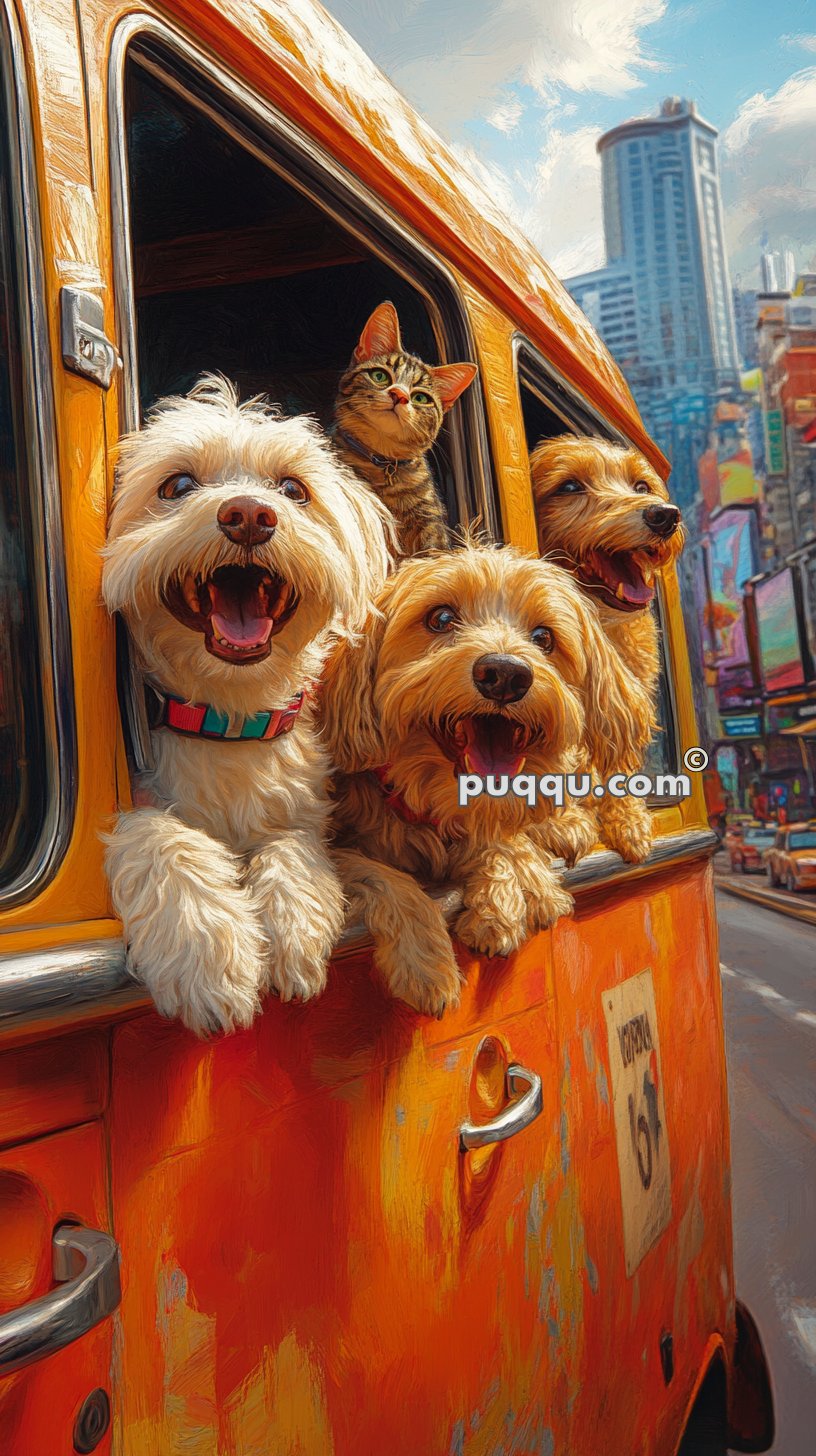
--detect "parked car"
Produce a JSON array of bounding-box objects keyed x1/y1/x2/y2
[
  {"x1": 723, "y1": 816, "x2": 754, "y2": 859},
  {"x1": 729, "y1": 824, "x2": 776, "y2": 874},
  {"x1": 765, "y1": 822, "x2": 816, "y2": 892}
]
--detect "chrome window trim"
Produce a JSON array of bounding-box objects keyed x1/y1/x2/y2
[
  {"x1": 0, "y1": 829, "x2": 719, "y2": 1037},
  {"x1": 511, "y1": 329, "x2": 683, "y2": 793},
  {"x1": 107, "y1": 15, "x2": 497, "y2": 536},
  {"x1": 0, "y1": 1, "x2": 76, "y2": 910}
]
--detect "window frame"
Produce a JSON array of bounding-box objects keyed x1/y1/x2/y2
[
  {"x1": 512, "y1": 333, "x2": 681, "y2": 798},
  {"x1": 108, "y1": 18, "x2": 497, "y2": 524},
  {"x1": 0, "y1": 0, "x2": 76, "y2": 911}
]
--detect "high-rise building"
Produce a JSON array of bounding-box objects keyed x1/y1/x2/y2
[
  {"x1": 760, "y1": 249, "x2": 796, "y2": 294},
  {"x1": 733, "y1": 285, "x2": 759, "y2": 370},
  {"x1": 596, "y1": 97, "x2": 739, "y2": 392}
]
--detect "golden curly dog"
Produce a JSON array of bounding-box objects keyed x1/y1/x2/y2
[
  {"x1": 530, "y1": 434, "x2": 685, "y2": 863},
  {"x1": 102, "y1": 375, "x2": 391, "y2": 1036},
  {"x1": 320, "y1": 543, "x2": 652, "y2": 1017}
]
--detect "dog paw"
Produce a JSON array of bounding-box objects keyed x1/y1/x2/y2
[
  {"x1": 532, "y1": 809, "x2": 597, "y2": 868},
  {"x1": 599, "y1": 799, "x2": 653, "y2": 864},
  {"x1": 454, "y1": 905, "x2": 523, "y2": 959},
  {"x1": 124, "y1": 907, "x2": 264, "y2": 1037},
  {"x1": 380, "y1": 942, "x2": 464, "y2": 1018},
  {"x1": 250, "y1": 842, "x2": 345, "y2": 1003},
  {"x1": 524, "y1": 878, "x2": 574, "y2": 933}
]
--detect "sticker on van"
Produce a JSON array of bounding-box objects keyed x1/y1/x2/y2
[{"x1": 602, "y1": 969, "x2": 672, "y2": 1276}]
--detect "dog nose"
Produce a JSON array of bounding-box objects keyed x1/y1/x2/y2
[
  {"x1": 642, "y1": 502, "x2": 680, "y2": 539},
  {"x1": 217, "y1": 496, "x2": 277, "y2": 546},
  {"x1": 388, "y1": 386, "x2": 409, "y2": 406},
  {"x1": 472, "y1": 653, "x2": 533, "y2": 705}
]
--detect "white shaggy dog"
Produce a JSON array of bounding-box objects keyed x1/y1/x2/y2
[{"x1": 102, "y1": 375, "x2": 391, "y2": 1035}]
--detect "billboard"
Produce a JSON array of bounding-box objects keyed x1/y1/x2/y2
[
  {"x1": 715, "y1": 415, "x2": 760, "y2": 505},
  {"x1": 705, "y1": 508, "x2": 759, "y2": 707},
  {"x1": 754, "y1": 568, "x2": 806, "y2": 693},
  {"x1": 763, "y1": 408, "x2": 785, "y2": 475}
]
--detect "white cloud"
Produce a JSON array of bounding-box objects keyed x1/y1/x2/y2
[
  {"x1": 781, "y1": 33, "x2": 816, "y2": 54},
  {"x1": 325, "y1": 0, "x2": 666, "y2": 132},
  {"x1": 521, "y1": 125, "x2": 606, "y2": 278},
  {"x1": 487, "y1": 97, "x2": 523, "y2": 133},
  {"x1": 722, "y1": 68, "x2": 816, "y2": 282}
]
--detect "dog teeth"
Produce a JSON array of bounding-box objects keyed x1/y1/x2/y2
[{"x1": 615, "y1": 582, "x2": 626, "y2": 600}]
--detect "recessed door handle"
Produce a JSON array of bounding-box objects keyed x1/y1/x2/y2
[
  {"x1": 459, "y1": 1063, "x2": 543, "y2": 1151},
  {"x1": 0, "y1": 1223, "x2": 121, "y2": 1375}
]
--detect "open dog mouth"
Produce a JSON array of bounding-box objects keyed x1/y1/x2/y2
[
  {"x1": 576, "y1": 547, "x2": 659, "y2": 612},
  {"x1": 163, "y1": 564, "x2": 298, "y2": 664},
  {"x1": 430, "y1": 715, "x2": 533, "y2": 778}
]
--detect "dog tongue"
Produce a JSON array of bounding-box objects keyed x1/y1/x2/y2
[
  {"x1": 462, "y1": 716, "x2": 526, "y2": 778},
  {"x1": 585, "y1": 548, "x2": 653, "y2": 606},
  {"x1": 209, "y1": 576, "x2": 274, "y2": 649}
]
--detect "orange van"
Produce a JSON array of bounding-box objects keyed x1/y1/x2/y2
[{"x1": 0, "y1": 1, "x2": 774, "y2": 1452}]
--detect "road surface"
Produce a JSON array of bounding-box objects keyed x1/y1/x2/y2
[{"x1": 717, "y1": 889, "x2": 816, "y2": 1455}]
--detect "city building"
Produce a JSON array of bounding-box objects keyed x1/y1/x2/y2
[
  {"x1": 732, "y1": 285, "x2": 759, "y2": 370},
  {"x1": 760, "y1": 248, "x2": 796, "y2": 294}
]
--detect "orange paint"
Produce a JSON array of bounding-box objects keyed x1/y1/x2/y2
[{"x1": 0, "y1": 0, "x2": 771, "y2": 1451}]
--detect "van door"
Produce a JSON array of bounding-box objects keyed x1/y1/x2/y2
[{"x1": 99, "y1": 21, "x2": 566, "y2": 1451}]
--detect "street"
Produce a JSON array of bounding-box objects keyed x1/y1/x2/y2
[{"x1": 718, "y1": 888, "x2": 816, "y2": 1454}]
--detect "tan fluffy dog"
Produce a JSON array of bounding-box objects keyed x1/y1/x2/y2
[
  {"x1": 530, "y1": 435, "x2": 684, "y2": 862},
  {"x1": 320, "y1": 543, "x2": 651, "y2": 1016},
  {"x1": 102, "y1": 376, "x2": 391, "y2": 1035}
]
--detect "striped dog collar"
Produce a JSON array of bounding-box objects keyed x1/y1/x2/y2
[{"x1": 148, "y1": 687, "x2": 305, "y2": 742}]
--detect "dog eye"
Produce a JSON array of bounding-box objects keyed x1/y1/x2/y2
[
  {"x1": 158, "y1": 472, "x2": 200, "y2": 501},
  {"x1": 367, "y1": 368, "x2": 392, "y2": 387},
  {"x1": 531, "y1": 626, "x2": 555, "y2": 653},
  {"x1": 411, "y1": 390, "x2": 433, "y2": 406},
  {"x1": 554, "y1": 478, "x2": 584, "y2": 495},
  {"x1": 425, "y1": 604, "x2": 458, "y2": 634},
  {"x1": 633, "y1": 480, "x2": 652, "y2": 495},
  {"x1": 276, "y1": 477, "x2": 310, "y2": 504}
]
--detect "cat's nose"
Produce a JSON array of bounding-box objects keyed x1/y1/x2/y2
[
  {"x1": 388, "y1": 386, "x2": 409, "y2": 406},
  {"x1": 217, "y1": 496, "x2": 277, "y2": 546}
]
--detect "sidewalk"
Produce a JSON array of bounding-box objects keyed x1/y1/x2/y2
[{"x1": 714, "y1": 853, "x2": 816, "y2": 927}]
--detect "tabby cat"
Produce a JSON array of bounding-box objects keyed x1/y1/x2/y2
[{"x1": 333, "y1": 301, "x2": 477, "y2": 557}]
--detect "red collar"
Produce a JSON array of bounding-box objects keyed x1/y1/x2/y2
[{"x1": 369, "y1": 764, "x2": 439, "y2": 830}]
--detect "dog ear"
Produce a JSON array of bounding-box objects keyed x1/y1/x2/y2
[
  {"x1": 572, "y1": 596, "x2": 656, "y2": 779},
  {"x1": 319, "y1": 590, "x2": 392, "y2": 773}
]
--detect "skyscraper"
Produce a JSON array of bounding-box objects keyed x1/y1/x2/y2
[{"x1": 595, "y1": 97, "x2": 739, "y2": 394}]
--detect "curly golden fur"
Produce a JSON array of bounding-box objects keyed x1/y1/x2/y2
[
  {"x1": 102, "y1": 374, "x2": 392, "y2": 1036},
  {"x1": 320, "y1": 543, "x2": 652, "y2": 1015},
  {"x1": 530, "y1": 434, "x2": 685, "y2": 862}
]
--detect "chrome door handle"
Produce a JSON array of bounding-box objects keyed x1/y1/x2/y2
[
  {"x1": 0, "y1": 1223, "x2": 121, "y2": 1375},
  {"x1": 459, "y1": 1063, "x2": 543, "y2": 1151}
]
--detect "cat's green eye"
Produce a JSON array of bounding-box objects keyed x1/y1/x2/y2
[
  {"x1": 411, "y1": 390, "x2": 433, "y2": 406},
  {"x1": 367, "y1": 368, "x2": 392, "y2": 386}
]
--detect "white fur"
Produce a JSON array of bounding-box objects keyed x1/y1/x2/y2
[{"x1": 102, "y1": 376, "x2": 391, "y2": 1035}]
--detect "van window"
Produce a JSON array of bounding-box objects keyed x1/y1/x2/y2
[
  {"x1": 515, "y1": 341, "x2": 678, "y2": 781},
  {"x1": 0, "y1": 44, "x2": 49, "y2": 890},
  {"x1": 117, "y1": 43, "x2": 491, "y2": 533}
]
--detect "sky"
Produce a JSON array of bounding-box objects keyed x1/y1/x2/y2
[{"x1": 321, "y1": 0, "x2": 816, "y2": 287}]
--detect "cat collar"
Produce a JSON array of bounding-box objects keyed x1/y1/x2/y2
[
  {"x1": 336, "y1": 428, "x2": 418, "y2": 481},
  {"x1": 147, "y1": 686, "x2": 305, "y2": 742}
]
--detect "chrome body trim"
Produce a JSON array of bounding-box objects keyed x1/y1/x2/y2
[
  {"x1": 459, "y1": 1063, "x2": 543, "y2": 1151},
  {"x1": 0, "y1": 1224, "x2": 121, "y2": 1375},
  {"x1": 0, "y1": 829, "x2": 717, "y2": 1036},
  {"x1": 0, "y1": 1, "x2": 77, "y2": 909}
]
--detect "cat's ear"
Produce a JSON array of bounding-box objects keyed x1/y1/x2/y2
[
  {"x1": 353, "y1": 301, "x2": 402, "y2": 362},
  {"x1": 430, "y1": 362, "x2": 478, "y2": 412}
]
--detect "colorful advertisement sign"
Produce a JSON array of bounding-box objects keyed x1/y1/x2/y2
[
  {"x1": 716, "y1": 416, "x2": 760, "y2": 505},
  {"x1": 754, "y1": 568, "x2": 806, "y2": 693},
  {"x1": 705, "y1": 508, "x2": 759, "y2": 707},
  {"x1": 763, "y1": 408, "x2": 785, "y2": 475},
  {"x1": 721, "y1": 713, "x2": 763, "y2": 738}
]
